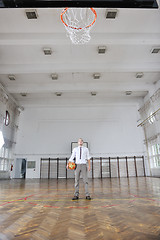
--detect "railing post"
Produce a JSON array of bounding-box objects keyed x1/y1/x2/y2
[
  {"x1": 48, "y1": 158, "x2": 50, "y2": 179},
  {"x1": 117, "y1": 156, "x2": 120, "y2": 178},
  {"x1": 40, "y1": 158, "x2": 42, "y2": 179},
  {"x1": 57, "y1": 158, "x2": 59, "y2": 179},
  {"x1": 100, "y1": 157, "x2": 102, "y2": 178},
  {"x1": 142, "y1": 155, "x2": 146, "y2": 177},
  {"x1": 109, "y1": 157, "x2": 111, "y2": 178},
  {"x1": 134, "y1": 156, "x2": 137, "y2": 177},
  {"x1": 125, "y1": 156, "x2": 129, "y2": 178},
  {"x1": 66, "y1": 158, "x2": 68, "y2": 179}
]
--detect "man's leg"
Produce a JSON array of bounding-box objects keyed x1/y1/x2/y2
[
  {"x1": 81, "y1": 164, "x2": 90, "y2": 197},
  {"x1": 74, "y1": 164, "x2": 81, "y2": 197}
]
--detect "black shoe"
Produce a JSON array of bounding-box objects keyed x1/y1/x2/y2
[
  {"x1": 86, "y1": 196, "x2": 91, "y2": 200},
  {"x1": 72, "y1": 196, "x2": 79, "y2": 200}
]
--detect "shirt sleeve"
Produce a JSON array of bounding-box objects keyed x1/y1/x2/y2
[{"x1": 69, "y1": 148, "x2": 76, "y2": 162}]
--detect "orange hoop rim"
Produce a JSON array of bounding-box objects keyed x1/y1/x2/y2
[{"x1": 61, "y1": 8, "x2": 97, "y2": 31}]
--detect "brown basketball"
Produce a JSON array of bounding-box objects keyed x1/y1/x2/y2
[{"x1": 68, "y1": 162, "x2": 76, "y2": 170}]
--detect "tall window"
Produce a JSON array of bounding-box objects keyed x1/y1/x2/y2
[
  {"x1": 0, "y1": 130, "x2": 4, "y2": 149},
  {"x1": 0, "y1": 146, "x2": 11, "y2": 171},
  {"x1": 148, "y1": 143, "x2": 160, "y2": 168}
]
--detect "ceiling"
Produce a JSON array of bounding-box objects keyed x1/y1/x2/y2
[
  {"x1": 0, "y1": 0, "x2": 159, "y2": 8},
  {"x1": 0, "y1": 3, "x2": 160, "y2": 107}
]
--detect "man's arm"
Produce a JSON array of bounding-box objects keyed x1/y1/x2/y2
[{"x1": 67, "y1": 148, "x2": 76, "y2": 169}]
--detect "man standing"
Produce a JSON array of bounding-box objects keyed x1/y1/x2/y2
[{"x1": 67, "y1": 138, "x2": 91, "y2": 200}]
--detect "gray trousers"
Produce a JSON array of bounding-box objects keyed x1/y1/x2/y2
[{"x1": 74, "y1": 164, "x2": 90, "y2": 197}]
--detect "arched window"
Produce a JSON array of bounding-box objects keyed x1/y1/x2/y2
[{"x1": 4, "y1": 110, "x2": 10, "y2": 126}]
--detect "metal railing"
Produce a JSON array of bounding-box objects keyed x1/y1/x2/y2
[{"x1": 40, "y1": 156, "x2": 145, "y2": 179}]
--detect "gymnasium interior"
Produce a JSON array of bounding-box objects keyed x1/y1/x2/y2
[{"x1": 0, "y1": 0, "x2": 160, "y2": 239}]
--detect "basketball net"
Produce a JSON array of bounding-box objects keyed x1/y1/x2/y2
[{"x1": 61, "y1": 8, "x2": 97, "y2": 44}]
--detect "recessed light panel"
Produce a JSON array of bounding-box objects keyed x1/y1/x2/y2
[
  {"x1": 91, "y1": 92, "x2": 97, "y2": 96},
  {"x1": 21, "y1": 93, "x2": 27, "y2": 97},
  {"x1": 8, "y1": 75, "x2": 16, "y2": 81},
  {"x1": 106, "y1": 9, "x2": 118, "y2": 19},
  {"x1": 43, "y1": 48, "x2": 52, "y2": 55},
  {"x1": 98, "y1": 46, "x2": 106, "y2": 54},
  {"x1": 125, "y1": 91, "x2": 132, "y2": 96},
  {"x1": 55, "y1": 92, "x2": 62, "y2": 96},
  {"x1": 51, "y1": 73, "x2": 58, "y2": 80},
  {"x1": 25, "y1": 9, "x2": 38, "y2": 19},
  {"x1": 93, "y1": 73, "x2": 101, "y2": 79},
  {"x1": 136, "y1": 72, "x2": 144, "y2": 78},
  {"x1": 151, "y1": 47, "x2": 160, "y2": 54}
]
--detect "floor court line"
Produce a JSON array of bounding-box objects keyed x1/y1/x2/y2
[{"x1": 0, "y1": 197, "x2": 160, "y2": 202}]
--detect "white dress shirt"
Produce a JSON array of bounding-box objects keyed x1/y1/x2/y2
[{"x1": 69, "y1": 146, "x2": 90, "y2": 164}]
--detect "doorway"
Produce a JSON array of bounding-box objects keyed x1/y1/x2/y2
[{"x1": 15, "y1": 158, "x2": 27, "y2": 178}]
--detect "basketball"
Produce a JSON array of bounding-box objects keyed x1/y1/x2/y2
[{"x1": 68, "y1": 162, "x2": 76, "y2": 170}]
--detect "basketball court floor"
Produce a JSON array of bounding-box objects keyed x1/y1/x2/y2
[{"x1": 0, "y1": 177, "x2": 160, "y2": 240}]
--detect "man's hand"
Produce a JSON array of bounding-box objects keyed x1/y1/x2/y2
[
  {"x1": 88, "y1": 160, "x2": 91, "y2": 171},
  {"x1": 66, "y1": 162, "x2": 69, "y2": 169}
]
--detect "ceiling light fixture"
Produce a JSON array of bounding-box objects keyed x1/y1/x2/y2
[
  {"x1": 91, "y1": 92, "x2": 97, "y2": 96},
  {"x1": 93, "y1": 73, "x2": 101, "y2": 79},
  {"x1": 25, "y1": 9, "x2": 38, "y2": 19},
  {"x1": 98, "y1": 46, "x2": 106, "y2": 54},
  {"x1": 21, "y1": 93, "x2": 27, "y2": 97},
  {"x1": 151, "y1": 47, "x2": 160, "y2": 54},
  {"x1": 106, "y1": 9, "x2": 118, "y2": 19},
  {"x1": 8, "y1": 75, "x2": 16, "y2": 81},
  {"x1": 43, "y1": 48, "x2": 52, "y2": 55},
  {"x1": 55, "y1": 92, "x2": 62, "y2": 96},
  {"x1": 125, "y1": 91, "x2": 132, "y2": 96},
  {"x1": 51, "y1": 73, "x2": 58, "y2": 80},
  {"x1": 136, "y1": 72, "x2": 144, "y2": 78}
]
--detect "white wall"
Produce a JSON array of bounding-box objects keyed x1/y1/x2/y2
[{"x1": 14, "y1": 102, "x2": 145, "y2": 178}]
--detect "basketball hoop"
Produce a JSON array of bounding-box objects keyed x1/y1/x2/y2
[{"x1": 61, "y1": 8, "x2": 97, "y2": 44}]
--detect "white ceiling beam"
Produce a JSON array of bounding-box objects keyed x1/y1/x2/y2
[
  {"x1": 6, "y1": 82, "x2": 152, "y2": 93},
  {"x1": 0, "y1": 33, "x2": 160, "y2": 45},
  {"x1": 0, "y1": 63, "x2": 159, "y2": 74}
]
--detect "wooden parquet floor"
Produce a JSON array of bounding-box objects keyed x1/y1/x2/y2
[{"x1": 0, "y1": 177, "x2": 160, "y2": 240}]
